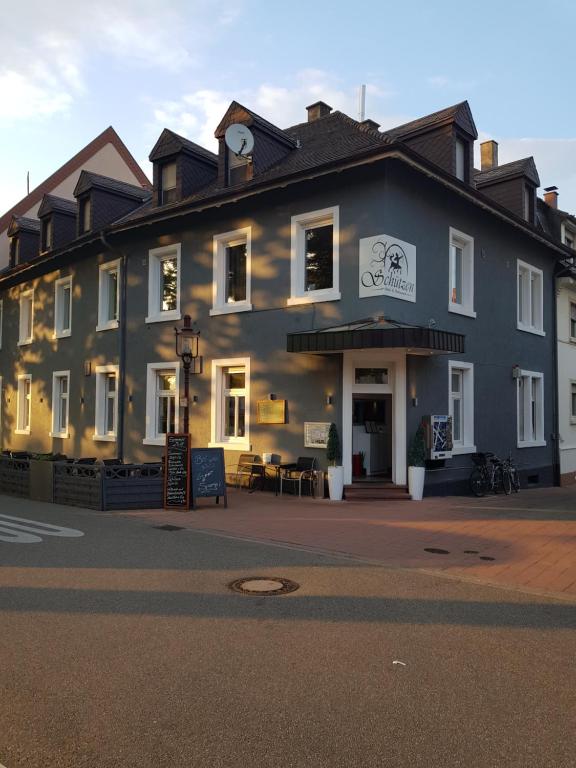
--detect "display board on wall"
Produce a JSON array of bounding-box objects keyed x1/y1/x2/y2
[
  {"x1": 359, "y1": 233, "x2": 416, "y2": 302},
  {"x1": 304, "y1": 422, "x2": 331, "y2": 449},
  {"x1": 257, "y1": 399, "x2": 286, "y2": 424},
  {"x1": 164, "y1": 433, "x2": 191, "y2": 509}
]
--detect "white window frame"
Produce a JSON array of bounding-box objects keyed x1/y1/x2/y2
[
  {"x1": 15, "y1": 374, "x2": 32, "y2": 434},
  {"x1": 288, "y1": 206, "x2": 340, "y2": 306},
  {"x1": 571, "y1": 380, "x2": 576, "y2": 425},
  {"x1": 210, "y1": 227, "x2": 252, "y2": 316},
  {"x1": 54, "y1": 276, "x2": 72, "y2": 338},
  {"x1": 97, "y1": 260, "x2": 121, "y2": 332},
  {"x1": 0, "y1": 299, "x2": 3, "y2": 350},
  {"x1": 448, "y1": 360, "x2": 476, "y2": 454},
  {"x1": 517, "y1": 369, "x2": 545, "y2": 448},
  {"x1": 561, "y1": 221, "x2": 576, "y2": 250},
  {"x1": 146, "y1": 243, "x2": 181, "y2": 324},
  {"x1": 94, "y1": 364, "x2": 119, "y2": 441},
  {"x1": 455, "y1": 138, "x2": 466, "y2": 181},
  {"x1": 144, "y1": 362, "x2": 180, "y2": 445},
  {"x1": 18, "y1": 289, "x2": 34, "y2": 346},
  {"x1": 50, "y1": 371, "x2": 70, "y2": 438},
  {"x1": 209, "y1": 357, "x2": 251, "y2": 451},
  {"x1": 448, "y1": 228, "x2": 476, "y2": 318},
  {"x1": 517, "y1": 260, "x2": 545, "y2": 336}
]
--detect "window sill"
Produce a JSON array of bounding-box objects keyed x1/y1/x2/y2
[
  {"x1": 53, "y1": 330, "x2": 71, "y2": 339},
  {"x1": 145, "y1": 310, "x2": 181, "y2": 324},
  {"x1": 517, "y1": 323, "x2": 545, "y2": 337},
  {"x1": 451, "y1": 444, "x2": 477, "y2": 455},
  {"x1": 209, "y1": 441, "x2": 252, "y2": 452},
  {"x1": 448, "y1": 304, "x2": 476, "y2": 319},
  {"x1": 49, "y1": 431, "x2": 69, "y2": 439},
  {"x1": 96, "y1": 321, "x2": 119, "y2": 332},
  {"x1": 287, "y1": 290, "x2": 341, "y2": 307},
  {"x1": 143, "y1": 437, "x2": 169, "y2": 446},
  {"x1": 14, "y1": 429, "x2": 31, "y2": 435},
  {"x1": 517, "y1": 439, "x2": 547, "y2": 449},
  {"x1": 17, "y1": 339, "x2": 32, "y2": 347},
  {"x1": 210, "y1": 302, "x2": 253, "y2": 316},
  {"x1": 93, "y1": 434, "x2": 117, "y2": 442}
]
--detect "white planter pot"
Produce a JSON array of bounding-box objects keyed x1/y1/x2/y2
[
  {"x1": 327, "y1": 466, "x2": 344, "y2": 501},
  {"x1": 408, "y1": 466, "x2": 426, "y2": 501}
]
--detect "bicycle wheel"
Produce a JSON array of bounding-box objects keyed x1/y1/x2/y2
[
  {"x1": 510, "y1": 468, "x2": 520, "y2": 493},
  {"x1": 501, "y1": 468, "x2": 512, "y2": 495},
  {"x1": 469, "y1": 468, "x2": 487, "y2": 497}
]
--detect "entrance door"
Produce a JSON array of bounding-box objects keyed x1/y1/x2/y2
[{"x1": 352, "y1": 395, "x2": 392, "y2": 479}]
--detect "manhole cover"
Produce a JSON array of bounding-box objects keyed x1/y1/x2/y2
[
  {"x1": 153, "y1": 525, "x2": 184, "y2": 531},
  {"x1": 423, "y1": 548, "x2": 450, "y2": 555},
  {"x1": 228, "y1": 577, "x2": 300, "y2": 596}
]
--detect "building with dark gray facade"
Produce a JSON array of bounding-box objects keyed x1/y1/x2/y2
[{"x1": 0, "y1": 99, "x2": 571, "y2": 496}]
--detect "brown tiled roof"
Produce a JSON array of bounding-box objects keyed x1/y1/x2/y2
[
  {"x1": 0, "y1": 126, "x2": 150, "y2": 234},
  {"x1": 384, "y1": 101, "x2": 478, "y2": 140},
  {"x1": 74, "y1": 171, "x2": 152, "y2": 200},
  {"x1": 215, "y1": 101, "x2": 298, "y2": 147},
  {"x1": 475, "y1": 157, "x2": 540, "y2": 187}
]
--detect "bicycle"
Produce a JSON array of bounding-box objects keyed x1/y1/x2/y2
[
  {"x1": 469, "y1": 452, "x2": 505, "y2": 497},
  {"x1": 500, "y1": 452, "x2": 520, "y2": 495}
]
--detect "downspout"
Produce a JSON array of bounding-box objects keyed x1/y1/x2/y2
[
  {"x1": 551, "y1": 264, "x2": 562, "y2": 487},
  {"x1": 100, "y1": 232, "x2": 127, "y2": 464}
]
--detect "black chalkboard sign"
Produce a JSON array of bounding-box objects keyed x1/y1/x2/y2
[
  {"x1": 190, "y1": 448, "x2": 227, "y2": 509},
  {"x1": 164, "y1": 433, "x2": 191, "y2": 509}
]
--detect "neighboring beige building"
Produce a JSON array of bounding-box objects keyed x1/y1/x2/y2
[{"x1": 0, "y1": 127, "x2": 150, "y2": 270}]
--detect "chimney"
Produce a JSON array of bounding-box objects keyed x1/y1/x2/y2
[
  {"x1": 544, "y1": 186, "x2": 559, "y2": 209},
  {"x1": 480, "y1": 140, "x2": 499, "y2": 171},
  {"x1": 359, "y1": 119, "x2": 380, "y2": 132},
  {"x1": 306, "y1": 101, "x2": 332, "y2": 122}
]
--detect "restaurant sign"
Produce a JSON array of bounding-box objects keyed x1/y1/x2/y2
[{"x1": 359, "y1": 234, "x2": 416, "y2": 303}]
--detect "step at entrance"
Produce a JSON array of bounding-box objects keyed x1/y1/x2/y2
[{"x1": 344, "y1": 483, "x2": 411, "y2": 501}]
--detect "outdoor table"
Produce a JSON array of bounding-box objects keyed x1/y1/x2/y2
[{"x1": 242, "y1": 462, "x2": 294, "y2": 496}]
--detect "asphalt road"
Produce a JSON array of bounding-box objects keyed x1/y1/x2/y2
[{"x1": 0, "y1": 497, "x2": 574, "y2": 768}]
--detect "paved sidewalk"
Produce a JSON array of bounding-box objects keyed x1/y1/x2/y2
[{"x1": 118, "y1": 485, "x2": 576, "y2": 601}]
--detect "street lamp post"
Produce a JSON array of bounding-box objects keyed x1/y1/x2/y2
[{"x1": 174, "y1": 315, "x2": 202, "y2": 434}]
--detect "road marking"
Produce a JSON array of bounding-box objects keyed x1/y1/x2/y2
[{"x1": 0, "y1": 513, "x2": 84, "y2": 544}]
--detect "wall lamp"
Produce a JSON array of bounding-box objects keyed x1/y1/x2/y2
[{"x1": 325, "y1": 394, "x2": 333, "y2": 406}]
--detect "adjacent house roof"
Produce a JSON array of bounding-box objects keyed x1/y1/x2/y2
[
  {"x1": 384, "y1": 101, "x2": 478, "y2": 141},
  {"x1": 149, "y1": 129, "x2": 218, "y2": 164},
  {"x1": 0, "y1": 126, "x2": 150, "y2": 235},
  {"x1": 37, "y1": 194, "x2": 77, "y2": 219},
  {"x1": 73, "y1": 170, "x2": 152, "y2": 201},
  {"x1": 475, "y1": 157, "x2": 540, "y2": 188}
]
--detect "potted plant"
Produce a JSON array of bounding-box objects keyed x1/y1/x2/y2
[
  {"x1": 407, "y1": 423, "x2": 427, "y2": 501},
  {"x1": 326, "y1": 423, "x2": 344, "y2": 500}
]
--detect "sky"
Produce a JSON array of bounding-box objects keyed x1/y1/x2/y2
[{"x1": 1, "y1": 0, "x2": 576, "y2": 214}]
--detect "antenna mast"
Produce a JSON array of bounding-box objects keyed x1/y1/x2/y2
[{"x1": 358, "y1": 84, "x2": 366, "y2": 122}]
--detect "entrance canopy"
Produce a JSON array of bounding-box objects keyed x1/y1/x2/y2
[{"x1": 287, "y1": 317, "x2": 465, "y2": 355}]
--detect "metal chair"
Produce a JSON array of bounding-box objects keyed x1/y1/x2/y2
[
  {"x1": 280, "y1": 457, "x2": 317, "y2": 497},
  {"x1": 227, "y1": 453, "x2": 264, "y2": 490}
]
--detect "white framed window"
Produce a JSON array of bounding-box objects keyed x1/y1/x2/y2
[
  {"x1": 517, "y1": 370, "x2": 545, "y2": 447},
  {"x1": 448, "y1": 361, "x2": 475, "y2": 454},
  {"x1": 80, "y1": 197, "x2": 91, "y2": 234},
  {"x1": 94, "y1": 365, "x2": 119, "y2": 441},
  {"x1": 288, "y1": 206, "x2": 340, "y2": 305},
  {"x1": 0, "y1": 299, "x2": 3, "y2": 350},
  {"x1": 210, "y1": 227, "x2": 252, "y2": 315},
  {"x1": 455, "y1": 138, "x2": 466, "y2": 181},
  {"x1": 161, "y1": 163, "x2": 177, "y2": 204},
  {"x1": 50, "y1": 371, "x2": 70, "y2": 438},
  {"x1": 448, "y1": 228, "x2": 475, "y2": 317},
  {"x1": 561, "y1": 221, "x2": 576, "y2": 250},
  {"x1": 517, "y1": 260, "x2": 544, "y2": 335},
  {"x1": 42, "y1": 218, "x2": 53, "y2": 252},
  {"x1": 54, "y1": 276, "x2": 72, "y2": 338},
  {"x1": 146, "y1": 244, "x2": 181, "y2": 323},
  {"x1": 144, "y1": 362, "x2": 180, "y2": 445},
  {"x1": 18, "y1": 289, "x2": 34, "y2": 345},
  {"x1": 210, "y1": 357, "x2": 251, "y2": 451},
  {"x1": 16, "y1": 374, "x2": 32, "y2": 434},
  {"x1": 571, "y1": 381, "x2": 576, "y2": 425},
  {"x1": 97, "y1": 260, "x2": 120, "y2": 331},
  {"x1": 570, "y1": 302, "x2": 576, "y2": 343}
]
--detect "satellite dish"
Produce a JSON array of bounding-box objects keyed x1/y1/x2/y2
[{"x1": 224, "y1": 124, "x2": 254, "y2": 157}]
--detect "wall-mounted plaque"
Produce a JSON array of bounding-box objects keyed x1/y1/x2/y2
[
  {"x1": 257, "y1": 399, "x2": 286, "y2": 424},
  {"x1": 304, "y1": 422, "x2": 331, "y2": 449}
]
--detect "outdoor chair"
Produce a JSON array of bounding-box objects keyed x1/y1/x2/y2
[
  {"x1": 279, "y1": 457, "x2": 317, "y2": 497},
  {"x1": 227, "y1": 453, "x2": 264, "y2": 490}
]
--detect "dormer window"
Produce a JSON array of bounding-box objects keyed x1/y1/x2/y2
[
  {"x1": 9, "y1": 236, "x2": 19, "y2": 265},
  {"x1": 455, "y1": 137, "x2": 467, "y2": 181},
  {"x1": 161, "y1": 162, "x2": 177, "y2": 204},
  {"x1": 42, "y1": 218, "x2": 53, "y2": 251},
  {"x1": 80, "y1": 197, "x2": 91, "y2": 234}
]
